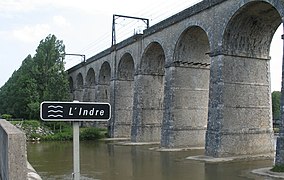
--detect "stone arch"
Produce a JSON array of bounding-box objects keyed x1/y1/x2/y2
[
  {"x1": 97, "y1": 62, "x2": 111, "y2": 102},
  {"x1": 99, "y1": 62, "x2": 111, "y2": 85},
  {"x1": 68, "y1": 76, "x2": 75, "y2": 100},
  {"x1": 86, "y1": 68, "x2": 96, "y2": 86},
  {"x1": 131, "y1": 42, "x2": 165, "y2": 142},
  {"x1": 84, "y1": 68, "x2": 96, "y2": 102},
  {"x1": 174, "y1": 26, "x2": 210, "y2": 64},
  {"x1": 74, "y1": 73, "x2": 84, "y2": 101},
  {"x1": 76, "y1": 73, "x2": 84, "y2": 89},
  {"x1": 161, "y1": 26, "x2": 211, "y2": 148},
  {"x1": 141, "y1": 42, "x2": 165, "y2": 75},
  {"x1": 223, "y1": 1, "x2": 281, "y2": 58},
  {"x1": 118, "y1": 53, "x2": 134, "y2": 80},
  {"x1": 113, "y1": 53, "x2": 135, "y2": 138},
  {"x1": 206, "y1": 1, "x2": 282, "y2": 157},
  {"x1": 68, "y1": 76, "x2": 74, "y2": 92}
]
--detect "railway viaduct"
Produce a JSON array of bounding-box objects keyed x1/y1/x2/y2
[{"x1": 67, "y1": 0, "x2": 284, "y2": 158}]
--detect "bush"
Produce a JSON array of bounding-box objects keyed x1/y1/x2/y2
[
  {"x1": 42, "y1": 129, "x2": 73, "y2": 141},
  {"x1": 11, "y1": 120, "x2": 54, "y2": 140},
  {"x1": 9, "y1": 119, "x2": 106, "y2": 141},
  {"x1": 43, "y1": 122, "x2": 72, "y2": 133},
  {"x1": 80, "y1": 127, "x2": 106, "y2": 140},
  {"x1": 1, "y1": 114, "x2": 12, "y2": 120},
  {"x1": 271, "y1": 165, "x2": 284, "y2": 172},
  {"x1": 274, "y1": 128, "x2": 280, "y2": 133}
]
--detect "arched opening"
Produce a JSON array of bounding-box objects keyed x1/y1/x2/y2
[
  {"x1": 131, "y1": 42, "x2": 165, "y2": 142},
  {"x1": 141, "y1": 42, "x2": 165, "y2": 76},
  {"x1": 161, "y1": 26, "x2": 210, "y2": 148},
  {"x1": 174, "y1": 26, "x2": 210, "y2": 64},
  {"x1": 68, "y1": 76, "x2": 74, "y2": 93},
  {"x1": 86, "y1": 68, "x2": 96, "y2": 86},
  {"x1": 98, "y1": 62, "x2": 111, "y2": 102},
  {"x1": 74, "y1": 73, "x2": 84, "y2": 101},
  {"x1": 114, "y1": 53, "x2": 135, "y2": 138},
  {"x1": 206, "y1": 1, "x2": 282, "y2": 157},
  {"x1": 76, "y1": 73, "x2": 84, "y2": 89},
  {"x1": 118, "y1": 53, "x2": 134, "y2": 81},
  {"x1": 68, "y1": 76, "x2": 75, "y2": 100},
  {"x1": 84, "y1": 68, "x2": 96, "y2": 101},
  {"x1": 223, "y1": 2, "x2": 281, "y2": 58}
]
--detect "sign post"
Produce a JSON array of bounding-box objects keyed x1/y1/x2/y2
[
  {"x1": 40, "y1": 101, "x2": 111, "y2": 180},
  {"x1": 73, "y1": 121, "x2": 80, "y2": 180}
]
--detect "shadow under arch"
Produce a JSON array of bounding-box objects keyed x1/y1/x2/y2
[
  {"x1": 73, "y1": 73, "x2": 84, "y2": 101},
  {"x1": 68, "y1": 76, "x2": 74, "y2": 93},
  {"x1": 97, "y1": 61, "x2": 111, "y2": 102},
  {"x1": 68, "y1": 76, "x2": 75, "y2": 100},
  {"x1": 86, "y1": 68, "x2": 96, "y2": 87},
  {"x1": 84, "y1": 68, "x2": 96, "y2": 102}
]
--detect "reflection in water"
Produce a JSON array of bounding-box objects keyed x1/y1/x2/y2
[{"x1": 27, "y1": 141, "x2": 273, "y2": 180}]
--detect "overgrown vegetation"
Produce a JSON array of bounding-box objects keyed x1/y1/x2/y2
[
  {"x1": 272, "y1": 91, "x2": 281, "y2": 121},
  {"x1": 271, "y1": 165, "x2": 284, "y2": 172},
  {"x1": 1, "y1": 114, "x2": 12, "y2": 120},
  {"x1": 0, "y1": 34, "x2": 70, "y2": 119},
  {"x1": 10, "y1": 120, "x2": 107, "y2": 141}
]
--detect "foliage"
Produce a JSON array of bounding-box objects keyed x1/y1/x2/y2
[
  {"x1": 1, "y1": 114, "x2": 12, "y2": 120},
  {"x1": 11, "y1": 120, "x2": 54, "y2": 140},
  {"x1": 42, "y1": 129, "x2": 73, "y2": 141},
  {"x1": 274, "y1": 127, "x2": 280, "y2": 133},
  {"x1": 0, "y1": 34, "x2": 71, "y2": 119},
  {"x1": 11, "y1": 120, "x2": 107, "y2": 141},
  {"x1": 43, "y1": 121, "x2": 72, "y2": 132},
  {"x1": 80, "y1": 127, "x2": 107, "y2": 140},
  {"x1": 271, "y1": 165, "x2": 284, "y2": 172},
  {"x1": 272, "y1": 91, "x2": 281, "y2": 121}
]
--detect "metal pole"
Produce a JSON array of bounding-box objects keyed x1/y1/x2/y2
[
  {"x1": 111, "y1": 14, "x2": 149, "y2": 46},
  {"x1": 73, "y1": 121, "x2": 80, "y2": 180},
  {"x1": 112, "y1": 14, "x2": 116, "y2": 46}
]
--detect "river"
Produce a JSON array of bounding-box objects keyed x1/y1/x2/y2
[{"x1": 27, "y1": 141, "x2": 275, "y2": 180}]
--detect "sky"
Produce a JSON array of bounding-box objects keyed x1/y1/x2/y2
[{"x1": 0, "y1": 0, "x2": 283, "y2": 92}]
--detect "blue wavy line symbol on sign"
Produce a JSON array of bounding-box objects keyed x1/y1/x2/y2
[{"x1": 47, "y1": 105, "x2": 64, "y2": 118}]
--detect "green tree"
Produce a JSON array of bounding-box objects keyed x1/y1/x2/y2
[
  {"x1": 0, "y1": 55, "x2": 39, "y2": 118},
  {"x1": 0, "y1": 34, "x2": 71, "y2": 119},
  {"x1": 33, "y1": 34, "x2": 69, "y2": 103},
  {"x1": 272, "y1": 91, "x2": 281, "y2": 121}
]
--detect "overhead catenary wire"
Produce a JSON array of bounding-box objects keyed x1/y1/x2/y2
[{"x1": 74, "y1": 0, "x2": 202, "y2": 62}]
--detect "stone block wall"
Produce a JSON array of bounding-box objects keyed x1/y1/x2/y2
[{"x1": 0, "y1": 119, "x2": 27, "y2": 180}]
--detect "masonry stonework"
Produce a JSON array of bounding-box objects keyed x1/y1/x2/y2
[{"x1": 68, "y1": 0, "x2": 284, "y2": 159}]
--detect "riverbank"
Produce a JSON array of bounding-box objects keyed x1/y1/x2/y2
[{"x1": 9, "y1": 120, "x2": 107, "y2": 141}]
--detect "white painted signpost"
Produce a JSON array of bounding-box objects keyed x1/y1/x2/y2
[{"x1": 40, "y1": 101, "x2": 111, "y2": 180}]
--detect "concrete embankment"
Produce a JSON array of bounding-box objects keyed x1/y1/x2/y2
[{"x1": 0, "y1": 119, "x2": 42, "y2": 180}]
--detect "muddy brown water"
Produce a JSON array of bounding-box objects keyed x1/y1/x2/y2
[{"x1": 27, "y1": 141, "x2": 275, "y2": 180}]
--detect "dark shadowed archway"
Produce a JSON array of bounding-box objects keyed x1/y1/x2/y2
[
  {"x1": 74, "y1": 73, "x2": 84, "y2": 101},
  {"x1": 84, "y1": 68, "x2": 96, "y2": 101},
  {"x1": 68, "y1": 76, "x2": 74, "y2": 100},
  {"x1": 68, "y1": 76, "x2": 74, "y2": 93},
  {"x1": 97, "y1": 62, "x2": 111, "y2": 102}
]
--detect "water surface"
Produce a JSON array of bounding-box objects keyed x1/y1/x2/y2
[{"x1": 27, "y1": 141, "x2": 275, "y2": 180}]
